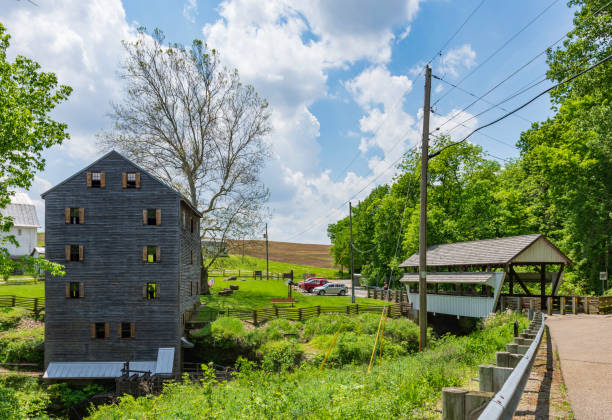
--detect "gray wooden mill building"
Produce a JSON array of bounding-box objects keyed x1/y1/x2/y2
[{"x1": 42, "y1": 151, "x2": 202, "y2": 380}]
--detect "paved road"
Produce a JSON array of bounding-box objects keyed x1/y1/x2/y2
[{"x1": 546, "y1": 314, "x2": 612, "y2": 420}]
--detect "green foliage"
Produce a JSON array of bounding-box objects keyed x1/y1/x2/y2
[
  {"x1": 0, "y1": 327, "x2": 44, "y2": 364},
  {"x1": 46, "y1": 382, "x2": 105, "y2": 411},
  {"x1": 210, "y1": 317, "x2": 247, "y2": 346},
  {"x1": 258, "y1": 340, "x2": 304, "y2": 372},
  {"x1": 87, "y1": 313, "x2": 526, "y2": 419},
  {"x1": 0, "y1": 23, "x2": 70, "y2": 278},
  {"x1": 0, "y1": 384, "x2": 20, "y2": 420},
  {"x1": 0, "y1": 307, "x2": 29, "y2": 331}
]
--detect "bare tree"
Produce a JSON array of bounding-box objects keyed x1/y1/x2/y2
[{"x1": 100, "y1": 29, "x2": 271, "y2": 294}]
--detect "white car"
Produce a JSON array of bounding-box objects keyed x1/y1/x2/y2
[{"x1": 312, "y1": 282, "x2": 348, "y2": 296}]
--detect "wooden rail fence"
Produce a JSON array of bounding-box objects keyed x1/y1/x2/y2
[
  {"x1": 0, "y1": 295, "x2": 44, "y2": 314},
  {"x1": 501, "y1": 295, "x2": 611, "y2": 315},
  {"x1": 192, "y1": 302, "x2": 411, "y2": 325},
  {"x1": 366, "y1": 287, "x2": 409, "y2": 304}
]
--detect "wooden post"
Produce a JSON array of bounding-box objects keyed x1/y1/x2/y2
[
  {"x1": 442, "y1": 387, "x2": 467, "y2": 420},
  {"x1": 572, "y1": 297, "x2": 577, "y2": 315},
  {"x1": 374, "y1": 289, "x2": 378, "y2": 299},
  {"x1": 253, "y1": 310, "x2": 257, "y2": 325},
  {"x1": 548, "y1": 297, "x2": 553, "y2": 315},
  {"x1": 540, "y1": 264, "x2": 546, "y2": 311},
  {"x1": 356, "y1": 304, "x2": 359, "y2": 314},
  {"x1": 11, "y1": 296, "x2": 15, "y2": 307},
  {"x1": 560, "y1": 297, "x2": 565, "y2": 315},
  {"x1": 317, "y1": 305, "x2": 321, "y2": 316},
  {"x1": 298, "y1": 308, "x2": 302, "y2": 322},
  {"x1": 584, "y1": 297, "x2": 590, "y2": 314}
]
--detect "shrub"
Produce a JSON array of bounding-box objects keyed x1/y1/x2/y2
[
  {"x1": 302, "y1": 314, "x2": 360, "y2": 340},
  {"x1": 0, "y1": 307, "x2": 30, "y2": 331},
  {"x1": 258, "y1": 340, "x2": 304, "y2": 372},
  {"x1": 210, "y1": 317, "x2": 246, "y2": 346},
  {"x1": 309, "y1": 332, "x2": 407, "y2": 366},
  {"x1": 0, "y1": 327, "x2": 44, "y2": 364},
  {"x1": 254, "y1": 319, "x2": 300, "y2": 344}
]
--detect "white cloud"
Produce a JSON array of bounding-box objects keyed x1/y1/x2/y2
[
  {"x1": 438, "y1": 44, "x2": 476, "y2": 78},
  {"x1": 0, "y1": 0, "x2": 138, "y2": 163},
  {"x1": 183, "y1": 0, "x2": 198, "y2": 23}
]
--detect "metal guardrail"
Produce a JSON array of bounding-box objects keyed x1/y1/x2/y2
[{"x1": 478, "y1": 312, "x2": 545, "y2": 420}]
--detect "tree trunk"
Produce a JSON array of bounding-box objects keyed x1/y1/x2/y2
[{"x1": 200, "y1": 262, "x2": 210, "y2": 295}]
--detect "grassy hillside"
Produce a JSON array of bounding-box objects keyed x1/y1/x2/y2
[
  {"x1": 199, "y1": 277, "x2": 382, "y2": 316},
  {"x1": 210, "y1": 254, "x2": 342, "y2": 279},
  {"x1": 228, "y1": 240, "x2": 337, "y2": 269}
]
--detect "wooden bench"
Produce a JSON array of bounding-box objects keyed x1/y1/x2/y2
[{"x1": 270, "y1": 297, "x2": 296, "y2": 307}]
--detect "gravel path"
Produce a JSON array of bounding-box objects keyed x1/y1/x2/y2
[{"x1": 546, "y1": 314, "x2": 612, "y2": 420}]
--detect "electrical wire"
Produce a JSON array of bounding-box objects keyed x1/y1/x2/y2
[
  {"x1": 432, "y1": 0, "x2": 562, "y2": 108},
  {"x1": 429, "y1": 52, "x2": 612, "y2": 159}
]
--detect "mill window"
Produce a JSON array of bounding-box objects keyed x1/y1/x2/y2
[
  {"x1": 69, "y1": 282, "x2": 80, "y2": 298},
  {"x1": 70, "y1": 245, "x2": 80, "y2": 261},
  {"x1": 121, "y1": 322, "x2": 132, "y2": 338},
  {"x1": 147, "y1": 209, "x2": 157, "y2": 226},
  {"x1": 126, "y1": 172, "x2": 137, "y2": 188},
  {"x1": 146, "y1": 246, "x2": 158, "y2": 263},
  {"x1": 70, "y1": 208, "x2": 80, "y2": 224},
  {"x1": 95, "y1": 323, "x2": 106, "y2": 339},
  {"x1": 91, "y1": 172, "x2": 101, "y2": 188},
  {"x1": 146, "y1": 282, "x2": 157, "y2": 299}
]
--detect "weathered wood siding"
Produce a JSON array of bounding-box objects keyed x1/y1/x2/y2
[{"x1": 43, "y1": 151, "x2": 200, "y2": 371}]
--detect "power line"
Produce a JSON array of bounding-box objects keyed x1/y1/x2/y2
[
  {"x1": 429, "y1": 52, "x2": 612, "y2": 159},
  {"x1": 433, "y1": 75, "x2": 534, "y2": 124},
  {"x1": 431, "y1": 0, "x2": 561, "y2": 108}
]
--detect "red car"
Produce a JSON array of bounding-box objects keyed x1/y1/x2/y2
[{"x1": 300, "y1": 277, "x2": 328, "y2": 292}]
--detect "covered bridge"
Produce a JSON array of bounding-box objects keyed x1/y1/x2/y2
[{"x1": 398, "y1": 234, "x2": 571, "y2": 318}]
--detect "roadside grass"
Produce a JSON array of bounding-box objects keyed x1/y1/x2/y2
[
  {"x1": 209, "y1": 254, "x2": 343, "y2": 279},
  {"x1": 0, "y1": 283, "x2": 44, "y2": 298},
  {"x1": 199, "y1": 278, "x2": 384, "y2": 318}
]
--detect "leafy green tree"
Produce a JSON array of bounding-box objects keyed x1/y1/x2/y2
[{"x1": 0, "y1": 23, "x2": 70, "y2": 277}]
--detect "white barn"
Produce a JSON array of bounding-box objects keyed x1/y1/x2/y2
[{"x1": 0, "y1": 193, "x2": 40, "y2": 258}]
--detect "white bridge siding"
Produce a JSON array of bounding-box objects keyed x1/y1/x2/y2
[
  {"x1": 403, "y1": 272, "x2": 505, "y2": 318},
  {"x1": 407, "y1": 293, "x2": 497, "y2": 318}
]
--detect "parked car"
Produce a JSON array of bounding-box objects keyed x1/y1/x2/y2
[
  {"x1": 312, "y1": 282, "x2": 347, "y2": 296},
  {"x1": 298, "y1": 277, "x2": 328, "y2": 292}
]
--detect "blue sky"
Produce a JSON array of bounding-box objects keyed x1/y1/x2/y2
[{"x1": 1, "y1": 0, "x2": 576, "y2": 243}]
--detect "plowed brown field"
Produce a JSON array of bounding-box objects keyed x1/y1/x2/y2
[{"x1": 228, "y1": 240, "x2": 337, "y2": 269}]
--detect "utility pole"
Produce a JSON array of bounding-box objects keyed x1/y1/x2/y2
[
  {"x1": 419, "y1": 65, "x2": 432, "y2": 351},
  {"x1": 265, "y1": 223, "x2": 269, "y2": 280},
  {"x1": 349, "y1": 202, "x2": 355, "y2": 304}
]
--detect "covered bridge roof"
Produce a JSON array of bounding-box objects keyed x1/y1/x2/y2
[
  {"x1": 400, "y1": 272, "x2": 498, "y2": 286},
  {"x1": 398, "y1": 234, "x2": 570, "y2": 268}
]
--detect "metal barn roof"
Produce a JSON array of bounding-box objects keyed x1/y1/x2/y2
[
  {"x1": 43, "y1": 347, "x2": 175, "y2": 379},
  {"x1": 400, "y1": 272, "x2": 497, "y2": 285},
  {"x1": 0, "y1": 203, "x2": 39, "y2": 227},
  {"x1": 398, "y1": 234, "x2": 570, "y2": 268},
  {"x1": 44, "y1": 361, "x2": 156, "y2": 379}
]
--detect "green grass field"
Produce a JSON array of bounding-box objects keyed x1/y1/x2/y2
[
  {"x1": 0, "y1": 283, "x2": 44, "y2": 298},
  {"x1": 210, "y1": 254, "x2": 344, "y2": 279},
  {"x1": 199, "y1": 277, "x2": 383, "y2": 319}
]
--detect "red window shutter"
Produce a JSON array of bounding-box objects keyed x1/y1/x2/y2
[
  {"x1": 90, "y1": 323, "x2": 95, "y2": 339},
  {"x1": 65, "y1": 245, "x2": 70, "y2": 261},
  {"x1": 79, "y1": 245, "x2": 84, "y2": 261},
  {"x1": 117, "y1": 323, "x2": 122, "y2": 338},
  {"x1": 79, "y1": 208, "x2": 85, "y2": 224},
  {"x1": 122, "y1": 173, "x2": 127, "y2": 188},
  {"x1": 142, "y1": 247, "x2": 147, "y2": 262},
  {"x1": 130, "y1": 323, "x2": 135, "y2": 338},
  {"x1": 104, "y1": 323, "x2": 110, "y2": 339},
  {"x1": 86, "y1": 172, "x2": 92, "y2": 187},
  {"x1": 65, "y1": 208, "x2": 70, "y2": 224},
  {"x1": 156, "y1": 247, "x2": 161, "y2": 263},
  {"x1": 142, "y1": 210, "x2": 147, "y2": 225},
  {"x1": 79, "y1": 282, "x2": 84, "y2": 298},
  {"x1": 65, "y1": 283, "x2": 70, "y2": 298},
  {"x1": 136, "y1": 173, "x2": 141, "y2": 188},
  {"x1": 100, "y1": 172, "x2": 106, "y2": 188},
  {"x1": 156, "y1": 209, "x2": 161, "y2": 226}
]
